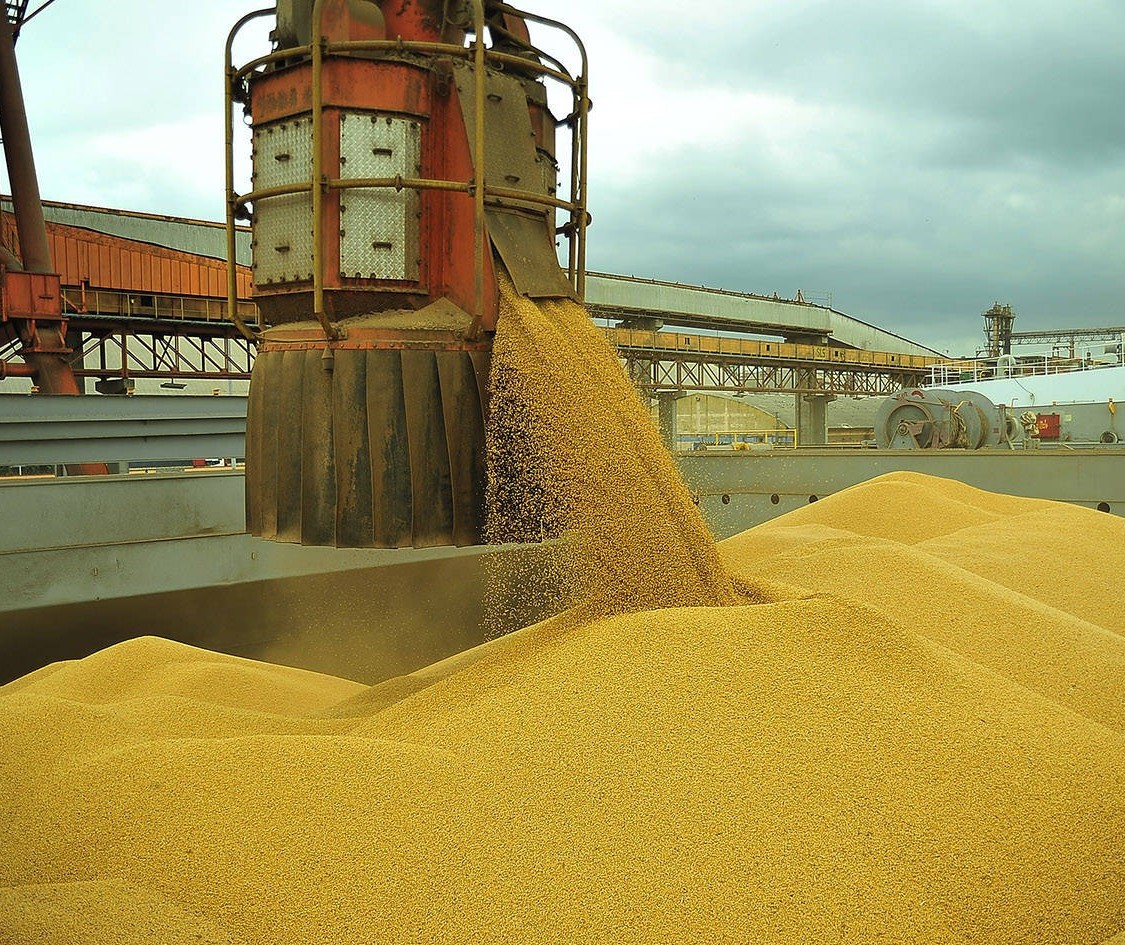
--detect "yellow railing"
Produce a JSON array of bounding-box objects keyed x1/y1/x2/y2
[
  {"x1": 684, "y1": 429, "x2": 798, "y2": 451},
  {"x1": 610, "y1": 328, "x2": 940, "y2": 370}
]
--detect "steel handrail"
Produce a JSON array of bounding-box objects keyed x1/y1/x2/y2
[
  {"x1": 224, "y1": 5, "x2": 590, "y2": 343},
  {"x1": 224, "y1": 6, "x2": 274, "y2": 343}
]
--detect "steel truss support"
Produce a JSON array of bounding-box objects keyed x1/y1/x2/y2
[
  {"x1": 70, "y1": 320, "x2": 255, "y2": 382},
  {"x1": 622, "y1": 353, "x2": 927, "y2": 397}
]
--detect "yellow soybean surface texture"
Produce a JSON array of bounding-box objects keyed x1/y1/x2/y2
[{"x1": 2, "y1": 473, "x2": 1124, "y2": 944}]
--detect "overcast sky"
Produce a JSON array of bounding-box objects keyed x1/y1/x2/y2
[{"x1": 8, "y1": 0, "x2": 1125, "y2": 354}]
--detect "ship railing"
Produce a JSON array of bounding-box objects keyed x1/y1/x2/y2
[{"x1": 927, "y1": 350, "x2": 1122, "y2": 386}]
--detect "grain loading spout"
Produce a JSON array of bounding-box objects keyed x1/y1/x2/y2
[{"x1": 227, "y1": 0, "x2": 589, "y2": 548}]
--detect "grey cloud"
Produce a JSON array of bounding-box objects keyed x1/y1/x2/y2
[
  {"x1": 574, "y1": 1, "x2": 1125, "y2": 352},
  {"x1": 9, "y1": 0, "x2": 1123, "y2": 355},
  {"x1": 624, "y1": 1, "x2": 1125, "y2": 170},
  {"x1": 585, "y1": 124, "x2": 1125, "y2": 352}
]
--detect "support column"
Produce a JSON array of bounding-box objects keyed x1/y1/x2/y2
[
  {"x1": 68, "y1": 329, "x2": 86, "y2": 394},
  {"x1": 796, "y1": 392, "x2": 834, "y2": 446},
  {"x1": 657, "y1": 391, "x2": 678, "y2": 453}
]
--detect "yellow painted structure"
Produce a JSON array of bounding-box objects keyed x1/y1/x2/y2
[
  {"x1": 658, "y1": 393, "x2": 789, "y2": 436},
  {"x1": 609, "y1": 328, "x2": 940, "y2": 370}
]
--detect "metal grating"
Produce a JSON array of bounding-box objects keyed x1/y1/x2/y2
[
  {"x1": 251, "y1": 116, "x2": 314, "y2": 286},
  {"x1": 338, "y1": 112, "x2": 421, "y2": 281},
  {"x1": 4, "y1": 1, "x2": 28, "y2": 29}
]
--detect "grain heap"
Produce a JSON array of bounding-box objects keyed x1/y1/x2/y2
[
  {"x1": 484, "y1": 275, "x2": 738, "y2": 614},
  {"x1": 3, "y1": 472, "x2": 1125, "y2": 944}
]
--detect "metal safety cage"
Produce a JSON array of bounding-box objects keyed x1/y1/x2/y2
[{"x1": 223, "y1": 0, "x2": 589, "y2": 343}]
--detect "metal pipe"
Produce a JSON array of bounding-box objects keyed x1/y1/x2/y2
[
  {"x1": 224, "y1": 8, "x2": 273, "y2": 345},
  {"x1": 486, "y1": 21, "x2": 572, "y2": 79},
  {"x1": 567, "y1": 96, "x2": 579, "y2": 286},
  {"x1": 0, "y1": 13, "x2": 50, "y2": 274},
  {"x1": 467, "y1": 0, "x2": 486, "y2": 340},
  {"x1": 492, "y1": 2, "x2": 588, "y2": 74},
  {"x1": 471, "y1": 48, "x2": 574, "y2": 86},
  {"x1": 239, "y1": 172, "x2": 583, "y2": 213},
  {"x1": 231, "y1": 42, "x2": 313, "y2": 82},
  {"x1": 323, "y1": 39, "x2": 578, "y2": 87},
  {"x1": 0, "y1": 361, "x2": 35, "y2": 378},
  {"x1": 323, "y1": 38, "x2": 467, "y2": 63},
  {"x1": 326, "y1": 176, "x2": 473, "y2": 194},
  {"x1": 237, "y1": 39, "x2": 580, "y2": 91},
  {"x1": 309, "y1": 0, "x2": 338, "y2": 341},
  {"x1": 485, "y1": 184, "x2": 577, "y2": 213},
  {"x1": 233, "y1": 180, "x2": 315, "y2": 209},
  {"x1": 575, "y1": 70, "x2": 589, "y2": 300},
  {"x1": 234, "y1": 175, "x2": 476, "y2": 215},
  {"x1": 16, "y1": 0, "x2": 59, "y2": 30},
  {"x1": 0, "y1": 8, "x2": 106, "y2": 441}
]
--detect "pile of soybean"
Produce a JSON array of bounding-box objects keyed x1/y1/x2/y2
[{"x1": 3, "y1": 469, "x2": 1124, "y2": 943}]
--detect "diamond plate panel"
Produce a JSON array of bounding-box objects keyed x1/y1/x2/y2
[
  {"x1": 338, "y1": 113, "x2": 421, "y2": 281},
  {"x1": 251, "y1": 116, "x2": 314, "y2": 286}
]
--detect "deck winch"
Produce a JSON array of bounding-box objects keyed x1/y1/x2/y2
[
  {"x1": 875, "y1": 388, "x2": 1009, "y2": 450},
  {"x1": 226, "y1": 0, "x2": 588, "y2": 547}
]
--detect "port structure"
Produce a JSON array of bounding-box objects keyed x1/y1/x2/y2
[
  {"x1": 0, "y1": 203, "x2": 259, "y2": 387},
  {"x1": 0, "y1": 201, "x2": 939, "y2": 398},
  {"x1": 614, "y1": 328, "x2": 934, "y2": 397}
]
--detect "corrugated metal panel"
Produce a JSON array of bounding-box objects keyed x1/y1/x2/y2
[
  {"x1": 586, "y1": 271, "x2": 943, "y2": 358},
  {"x1": 0, "y1": 197, "x2": 253, "y2": 265},
  {"x1": 1, "y1": 212, "x2": 252, "y2": 299}
]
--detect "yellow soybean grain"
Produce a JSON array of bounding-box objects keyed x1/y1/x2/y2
[{"x1": 2, "y1": 293, "x2": 1124, "y2": 943}]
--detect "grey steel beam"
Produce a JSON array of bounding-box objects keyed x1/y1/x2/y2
[
  {"x1": 0, "y1": 393, "x2": 247, "y2": 466},
  {"x1": 1010, "y1": 327, "x2": 1125, "y2": 346},
  {"x1": 679, "y1": 448, "x2": 1125, "y2": 538},
  {"x1": 587, "y1": 272, "x2": 941, "y2": 357}
]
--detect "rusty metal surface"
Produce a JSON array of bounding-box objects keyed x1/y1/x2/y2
[
  {"x1": 228, "y1": 2, "x2": 589, "y2": 333},
  {"x1": 1, "y1": 212, "x2": 253, "y2": 298},
  {"x1": 453, "y1": 58, "x2": 574, "y2": 299},
  {"x1": 436, "y1": 350, "x2": 487, "y2": 546},
  {"x1": 486, "y1": 208, "x2": 576, "y2": 299},
  {"x1": 247, "y1": 337, "x2": 488, "y2": 548},
  {"x1": 227, "y1": 1, "x2": 588, "y2": 552},
  {"x1": 0, "y1": 10, "x2": 103, "y2": 449},
  {"x1": 401, "y1": 348, "x2": 456, "y2": 546},
  {"x1": 366, "y1": 349, "x2": 413, "y2": 547},
  {"x1": 0, "y1": 13, "x2": 49, "y2": 275},
  {"x1": 455, "y1": 60, "x2": 547, "y2": 204}
]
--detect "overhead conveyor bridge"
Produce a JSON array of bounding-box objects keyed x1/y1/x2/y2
[
  {"x1": 610, "y1": 327, "x2": 937, "y2": 397},
  {"x1": 586, "y1": 271, "x2": 942, "y2": 357},
  {"x1": 0, "y1": 201, "x2": 944, "y2": 397}
]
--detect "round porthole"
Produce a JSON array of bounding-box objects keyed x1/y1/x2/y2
[
  {"x1": 808, "y1": 495, "x2": 819, "y2": 503},
  {"x1": 1097, "y1": 501, "x2": 1111, "y2": 513},
  {"x1": 721, "y1": 494, "x2": 731, "y2": 505},
  {"x1": 770, "y1": 493, "x2": 780, "y2": 505}
]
